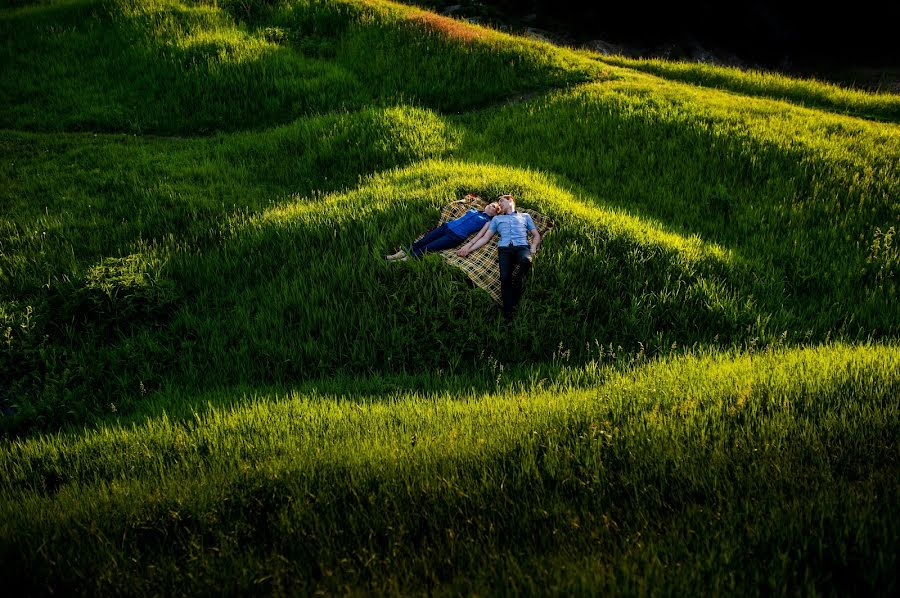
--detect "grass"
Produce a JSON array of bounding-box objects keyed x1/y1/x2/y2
[
  {"x1": 1, "y1": 0, "x2": 899, "y2": 593},
  {"x1": 0, "y1": 0, "x2": 606, "y2": 133},
  {"x1": 2, "y1": 344, "x2": 898, "y2": 594},
  {"x1": 457, "y1": 74, "x2": 900, "y2": 329},
  {"x1": 596, "y1": 55, "x2": 900, "y2": 123}
]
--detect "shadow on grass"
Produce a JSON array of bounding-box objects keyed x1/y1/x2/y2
[
  {"x1": 3, "y1": 344, "x2": 898, "y2": 594},
  {"x1": 2, "y1": 160, "x2": 804, "y2": 438},
  {"x1": 0, "y1": 0, "x2": 366, "y2": 134}
]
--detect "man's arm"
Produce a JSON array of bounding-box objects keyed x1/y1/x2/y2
[
  {"x1": 457, "y1": 229, "x2": 495, "y2": 257},
  {"x1": 529, "y1": 227, "x2": 541, "y2": 257}
]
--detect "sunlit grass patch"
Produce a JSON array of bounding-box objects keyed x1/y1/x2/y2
[
  {"x1": 405, "y1": 8, "x2": 485, "y2": 42},
  {"x1": 597, "y1": 55, "x2": 900, "y2": 123},
  {"x1": 0, "y1": 104, "x2": 456, "y2": 292},
  {"x1": 456, "y1": 77, "x2": 900, "y2": 335},
  {"x1": 172, "y1": 160, "x2": 758, "y2": 378}
]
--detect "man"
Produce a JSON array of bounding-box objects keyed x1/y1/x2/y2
[
  {"x1": 386, "y1": 200, "x2": 501, "y2": 261},
  {"x1": 457, "y1": 194, "x2": 541, "y2": 320}
]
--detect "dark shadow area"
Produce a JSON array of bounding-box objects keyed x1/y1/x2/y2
[{"x1": 404, "y1": 1, "x2": 900, "y2": 91}]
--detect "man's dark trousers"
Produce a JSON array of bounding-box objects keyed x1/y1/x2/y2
[{"x1": 498, "y1": 245, "x2": 532, "y2": 320}]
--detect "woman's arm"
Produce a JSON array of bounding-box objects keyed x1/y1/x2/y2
[
  {"x1": 457, "y1": 228, "x2": 495, "y2": 257},
  {"x1": 458, "y1": 222, "x2": 491, "y2": 253}
]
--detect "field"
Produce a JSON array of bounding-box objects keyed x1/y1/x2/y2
[{"x1": 1, "y1": 0, "x2": 899, "y2": 594}]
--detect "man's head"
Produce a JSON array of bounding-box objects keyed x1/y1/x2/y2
[
  {"x1": 483, "y1": 202, "x2": 501, "y2": 217},
  {"x1": 498, "y1": 194, "x2": 516, "y2": 214}
]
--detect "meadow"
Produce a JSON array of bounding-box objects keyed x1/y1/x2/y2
[{"x1": 1, "y1": 0, "x2": 898, "y2": 594}]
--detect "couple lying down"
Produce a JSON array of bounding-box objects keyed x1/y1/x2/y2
[{"x1": 385, "y1": 194, "x2": 542, "y2": 320}]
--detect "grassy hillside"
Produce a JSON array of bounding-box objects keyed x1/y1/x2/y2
[
  {"x1": 596, "y1": 56, "x2": 900, "y2": 123},
  {"x1": 0, "y1": 0, "x2": 603, "y2": 133},
  {"x1": 1, "y1": 0, "x2": 898, "y2": 594},
  {"x1": 3, "y1": 345, "x2": 898, "y2": 594}
]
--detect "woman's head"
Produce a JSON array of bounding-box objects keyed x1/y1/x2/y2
[{"x1": 484, "y1": 202, "x2": 501, "y2": 217}]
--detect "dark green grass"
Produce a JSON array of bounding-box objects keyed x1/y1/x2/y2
[
  {"x1": 2, "y1": 0, "x2": 899, "y2": 593},
  {"x1": 0, "y1": 0, "x2": 606, "y2": 134},
  {"x1": 2, "y1": 345, "x2": 897, "y2": 595}
]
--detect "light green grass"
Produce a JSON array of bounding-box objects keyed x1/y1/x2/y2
[
  {"x1": 457, "y1": 74, "x2": 900, "y2": 329},
  {"x1": 1, "y1": 0, "x2": 899, "y2": 593},
  {"x1": 596, "y1": 55, "x2": 900, "y2": 123}
]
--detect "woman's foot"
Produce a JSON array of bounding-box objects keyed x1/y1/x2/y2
[{"x1": 385, "y1": 249, "x2": 407, "y2": 261}]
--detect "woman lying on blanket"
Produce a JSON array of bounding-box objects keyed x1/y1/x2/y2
[{"x1": 385, "y1": 195, "x2": 501, "y2": 261}]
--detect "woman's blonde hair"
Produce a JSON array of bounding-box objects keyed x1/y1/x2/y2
[{"x1": 464, "y1": 193, "x2": 487, "y2": 209}]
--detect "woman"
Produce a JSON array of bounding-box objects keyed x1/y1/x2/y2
[{"x1": 385, "y1": 198, "x2": 501, "y2": 261}]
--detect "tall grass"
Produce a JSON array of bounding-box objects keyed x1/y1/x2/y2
[
  {"x1": 596, "y1": 55, "x2": 900, "y2": 123},
  {"x1": 2, "y1": 0, "x2": 899, "y2": 593},
  {"x1": 0, "y1": 0, "x2": 608, "y2": 134},
  {"x1": 457, "y1": 74, "x2": 900, "y2": 333},
  {"x1": 2, "y1": 344, "x2": 897, "y2": 594}
]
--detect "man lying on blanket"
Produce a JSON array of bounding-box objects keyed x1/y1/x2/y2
[
  {"x1": 457, "y1": 194, "x2": 541, "y2": 321},
  {"x1": 384, "y1": 195, "x2": 500, "y2": 261}
]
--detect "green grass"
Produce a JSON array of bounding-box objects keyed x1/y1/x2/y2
[
  {"x1": 596, "y1": 55, "x2": 900, "y2": 123},
  {"x1": 2, "y1": 344, "x2": 898, "y2": 594},
  {"x1": 1, "y1": 0, "x2": 899, "y2": 593},
  {"x1": 0, "y1": 0, "x2": 606, "y2": 133},
  {"x1": 457, "y1": 74, "x2": 900, "y2": 330}
]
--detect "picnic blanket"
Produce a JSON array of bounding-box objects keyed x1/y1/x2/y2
[{"x1": 421, "y1": 197, "x2": 554, "y2": 304}]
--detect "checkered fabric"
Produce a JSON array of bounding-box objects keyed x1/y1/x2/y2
[{"x1": 416, "y1": 197, "x2": 554, "y2": 304}]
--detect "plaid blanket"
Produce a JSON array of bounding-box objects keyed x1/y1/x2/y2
[{"x1": 418, "y1": 197, "x2": 554, "y2": 304}]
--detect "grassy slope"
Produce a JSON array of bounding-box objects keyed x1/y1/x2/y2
[
  {"x1": 458, "y1": 73, "x2": 900, "y2": 329},
  {"x1": 1, "y1": 0, "x2": 899, "y2": 593},
  {"x1": 0, "y1": 0, "x2": 603, "y2": 133},
  {"x1": 3, "y1": 345, "x2": 898, "y2": 594},
  {"x1": 596, "y1": 55, "x2": 900, "y2": 123}
]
